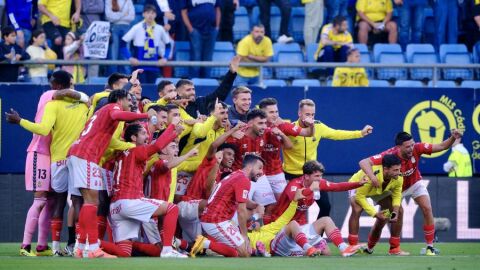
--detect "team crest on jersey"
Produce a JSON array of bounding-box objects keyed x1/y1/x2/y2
[
  {"x1": 242, "y1": 190, "x2": 248, "y2": 199},
  {"x1": 260, "y1": 139, "x2": 264, "y2": 147},
  {"x1": 242, "y1": 144, "x2": 248, "y2": 149},
  {"x1": 291, "y1": 186, "x2": 298, "y2": 192},
  {"x1": 411, "y1": 157, "x2": 416, "y2": 163}
]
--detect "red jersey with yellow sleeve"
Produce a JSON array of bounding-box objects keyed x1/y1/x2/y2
[{"x1": 370, "y1": 142, "x2": 433, "y2": 191}]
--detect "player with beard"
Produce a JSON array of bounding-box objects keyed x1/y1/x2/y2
[{"x1": 190, "y1": 154, "x2": 265, "y2": 258}]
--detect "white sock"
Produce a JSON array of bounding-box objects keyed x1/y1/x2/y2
[
  {"x1": 89, "y1": 243, "x2": 99, "y2": 251},
  {"x1": 162, "y1": 246, "x2": 172, "y2": 254},
  {"x1": 338, "y1": 243, "x2": 348, "y2": 252},
  {"x1": 303, "y1": 243, "x2": 312, "y2": 251},
  {"x1": 203, "y1": 239, "x2": 211, "y2": 249},
  {"x1": 52, "y1": 241, "x2": 60, "y2": 251}
]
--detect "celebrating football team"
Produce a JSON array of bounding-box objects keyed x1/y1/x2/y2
[{"x1": 5, "y1": 56, "x2": 462, "y2": 259}]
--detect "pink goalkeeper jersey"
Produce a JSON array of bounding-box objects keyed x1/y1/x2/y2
[{"x1": 26, "y1": 90, "x2": 55, "y2": 155}]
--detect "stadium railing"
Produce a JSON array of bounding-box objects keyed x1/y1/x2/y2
[{"x1": 1, "y1": 60, "x2": 480, "y2": 87}]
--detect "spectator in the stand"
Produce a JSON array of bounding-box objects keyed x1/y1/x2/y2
[
  {"x1": 315, "y1": 16, "x2": 353, "y2": 75},
  {"x1": 181, "y1": 0, "x2": 221, "y2": 78},
  {"x1": 235, "y1": 24, "x2": 273, "y2": 86},
  {"x1": 396, "y1": 0, "x2": 427, "y2": 49},
  {"x1": 6, "y1": 0, "x2": 38, "y2": 49},
  {"x1": 105, "y1": 0, "x2": 135, "y2": 74},
  {"x1": 122, "y1": 4, "x2": 173, "y2": 83},
  {"x1": 258, "y1": 0, "x2": 294, "y2": 43},
  {"x1": 146, "y1": 0, "x2": 186, "y2": 41},
  {"x1": 228, "y1": 86, "x2": 252, "y2": 125},
  {"x1": 356, "y1": 0, "x2": 397, "y2": 44},
  {"x1": 38, "y1": 0, "x2": 82, "y2": 59},
  {"x1": 315, "y1": 16, "x2": 353, "y2": 62},
  {"x1": 434, "y1": 0, "x2": 459, "y2": 48},
  {"x1": 443, "y1": 136, "x2": 473, "y2": 177},
  {"x1": 79, "y1": 0, "x2": 105, "y2": 79},
  {"x1": 0, "y1": 26, "x2": 30, "y2": 82},
  {"x1": 62, "y1": 32, "x2": 85, "y2": 83},
  {"x1": 475, "y1": 0, "x2": 480, "y2": 42},
  {"x1": 218, "y1": 0, "x2": 238, "y2": 42},
  {"x1": 332, "y1": 48, "x2": 369, "y2": 87},
  {"x1": 303, "y1": 0, "x2": 325, "y2": 45},
  {"x1": 26, "y1": 29, "x2": 49, "y2": 84},
  {"x1": 327, "y1": 0, "x2": 348, "y2": 22}
]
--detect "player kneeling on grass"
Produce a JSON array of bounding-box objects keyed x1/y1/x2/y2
[
  {"x1": 101, "y1": 123, "x2": 188, "y2": 258},
  {"x1": 190, "y1": 154, "x2": 265, "y2": 258},
  {"x1": 348, "y1": 154, "x2": 407, "y2": 255}
]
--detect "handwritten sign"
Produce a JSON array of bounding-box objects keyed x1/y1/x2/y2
[{"x1": 83, "y1": 21, "x2": 111, "y2": 58}]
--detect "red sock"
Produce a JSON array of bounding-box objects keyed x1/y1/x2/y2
[
  {"x1": 51, "y1": 218, "x2": 62, "y2": 242},
  {"x1": 367, "y1": 233, "x2": 380, "y2": 250},
  {"x1": 132, "y1": 242, "x2": 161, "y2": 257},
  {"x1": 106, "y1": 222, "x2": 113, "y2": 242},
  {"x1": 423, "y1": 224, "x2": 435, "y2": 245},
  {"x1": 263, "y1": 214, "x2": 272, "y2": 225},
  {"x1": 327, "y1": 228, "x2": 344, "y2": 247},
  {"x1": 294, "y1": 232, "x2": 309, "y2": 248},
  {"x1": 79, "y1": 204, "x2": 98, "y2": 246},
  {"x1": 348, "y1": 234, "x2": 359, "y2": 245},
  {"x1": 97, "y1": 215, "x2": 107, "y2": 240},
  {"x1": 100, "y1": 240, "x2": 132, "y2": 257},
  {"x1": 160, "y1": 204, "x2": 178, "y2": 247},
  {"x1": 179, "y1": 239, "x2": 189, "y2": 250},
  {"x1": 209, "y1": 240, "x2": 239, "y2": 257},
  {"x1": 389, "y1": 236, "x2": 400, "y2": 249}
]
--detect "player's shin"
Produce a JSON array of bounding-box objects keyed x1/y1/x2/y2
[
  {"x1": 22, "y1": 197, "x2": 47, "y2": 249},
  {"x1": 159, "y1": 204, "x2": 178, "y2": 254}
]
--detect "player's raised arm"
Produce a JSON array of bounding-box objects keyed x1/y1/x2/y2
[
  {"x1": 271, "y1": 127, "x2": 293, "y2": 150},
  {"x1": 359, "y1": 157, "x2": 380, "y2": 188},
  {"x1": 6, "y1": 105, "x2": 56, "y2": 136},
  {"x1": 431, "y1": 129, "x2": 463, "y2": 153},
  {"x1": 298, "y1": 116, "x2": 315, "y2": 137},
  {"x1": 319, "y1": 178, "x2": 366, "y2": 192},
  {"x1": 53, "y1": 89, "x2": 90, "y2": 104},
  {"x1": 164, "y1": 146, "x2": 199, "y2": 169},
  {"x1": 144, "y1": 124, "x2": 179, "y2": 158}
]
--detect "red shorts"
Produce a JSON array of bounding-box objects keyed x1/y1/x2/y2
[{"x1": 25, "y1": 151, "x2": 51, "y2": 192}]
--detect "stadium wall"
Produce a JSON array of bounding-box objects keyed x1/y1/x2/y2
[
  {"x1": 0, "y1": 175, "x2": 478, "y2": 242},
  {"x1": 1, "y1": 84, "x2": 479, "y2": 174}
]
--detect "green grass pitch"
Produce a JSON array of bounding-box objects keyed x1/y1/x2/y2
[{"x1": 0, "y1": 242, "x2": 478, "y2": 270}]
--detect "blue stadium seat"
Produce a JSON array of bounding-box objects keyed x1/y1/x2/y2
[
  {"x1": 395, "y1": 80, "x2": 424, "y2": 87},
  {"x1": 406, "y1": 44, "x2": 438, "y2": 80},
  {"x1": 263, "y1": 79, "x2": 287, "y2": 87},
  {"x1": 273, "y1": 43, "x2": 305, "y2": 79},
  {"x1": 369, "y1": 80, "x2": 391, "y2": 87},
  {"x1": 270, "y1": 6, "x2": 282, "y2": 40},
  {"x1": 233, "y1": 7, "x2": 250, "y2": 42},
  {"x1": 192, "y1": 78, "x2": 219, "y2": 87},
  {"x1": 210, "y1": 42, "x2": 236, "y2": 78},
  {"x1": 290, "y1": 0, "x2": 302, "y2": 6},
  {"x1": 155, "y1": 77, "x2": 181, "y2": 86},
  {"x1": 427, "y1": 80, "x2": 457, "y2": 88},
  {"x1": 439, "y1": 44, "x2": 473, "y2": 80},
  {"x1": 460, "y1": 80, "x2": 480, "y2": 88},
  {"x1": 354, "y1": 43, "x2": 373, "y2": 78},
  {"x1": 306, "y1": 43, "x2": 319, "y2": 72},
  {"x1": 373, "y1": 44, "x2": 407, "y2": 80},
  {"x1": 291, "y1": 79, "x2": 321, "y2": 87},
  {"x1": 291, "y1": 7, "x2": 305, "y2": 43},
  {"x1": 240, "y1": 0, "x2": 257, "y2": 7},
  {"x1": 88, "y1": 76, "x2": 108, "y2": 84},
  {"x1": 134, "y1": 4, "x2": 143, "y2": 14},
  {"x1": 174, "y1": 42, "x2": 190, "y2": 78},
  {"x1": 251, "y1": 6, "x2": 260, "y2": 27}
]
